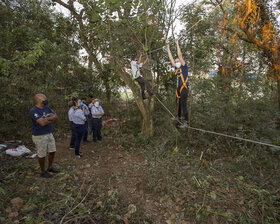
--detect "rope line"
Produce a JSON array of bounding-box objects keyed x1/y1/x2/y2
[
  {"x1": 154, "y1": 95, "x2": 280, "y2": 150},
  {"x1": 179, "y1": 0, "x2": 226, "y2": 41},
  {"x1": 150, "y1": 0, "x2": 226, "y2": 53}
]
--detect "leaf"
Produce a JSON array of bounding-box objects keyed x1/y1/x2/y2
[
  {"x1": 143, "y1": 46, "x2": 149, "y2": 52},
  {"x1": 237, "y1": 176, "x2": 244, "y2": 181},
  {"x1": 91, "y1": 14, "x2": 99, "y2": 23},
  {"x1": 0, "y1": 187, "x2": 5, "y2": 195},
  {"x1": 210, "y1": 191, "x2": 217, "y2": 200}
]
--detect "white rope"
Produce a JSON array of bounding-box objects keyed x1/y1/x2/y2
[
  {"x1": 154, "y1": 95, "x2": 178, "y2": 119},
  {"x1": 179, "y1": 0, "x2": 226, "y2": 40},
  {"x1": 154, "y1": 95, "x2": 280, "y2": 150},
  {"x1": 150, "y1": 0, "x2": 226, "y2": 53}
]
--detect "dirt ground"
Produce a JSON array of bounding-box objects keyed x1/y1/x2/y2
[{"x1": 1, "y1": 130, "x2": 280, "y2": 224}]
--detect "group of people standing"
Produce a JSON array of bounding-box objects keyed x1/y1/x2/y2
[
  {"x1": 29, "y1": 39, "x2": 189, "y2": 178},
  {"x1": 68, "y1": 97, "x2": 104, "y2": 158},
  {"x1": 29, "y1": 94, "x2": 105, "y2": 178}
]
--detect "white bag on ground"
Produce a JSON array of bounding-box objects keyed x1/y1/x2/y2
[{"x1": 6, "y1": 145, "x2": 31, "y2": 157}]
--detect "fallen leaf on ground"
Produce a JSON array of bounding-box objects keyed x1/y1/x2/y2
[
  {"x1": 166, "y1": 220, "x2": 173, "y2": 224},
  {"x1": 108, "y1": 189, "x2": 114, "y2": 197},
  {"x1": 8, "y1": 211, "x2": 18, "y2": 218},
  {"x1": 10, "y1": 197, "x2": 23, "y2": 209},
  {"x1": 124, "y1": 204, "x2": 136, "y2": 218}
]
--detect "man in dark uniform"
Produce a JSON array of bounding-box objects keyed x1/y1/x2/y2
[
  {"x1": 167, "y1": 39, "x2": 189, "y2": 128},
  {"x1": 29, "y1": 94, "x2": 59, "y2": 178}
]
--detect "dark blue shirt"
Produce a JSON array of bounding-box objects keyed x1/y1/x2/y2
[
  {"x1": 29, "y1": 106, "x2": 55, "y2": 136},
  {"x1": 175, "y1": 64, "x2": 188, "y2": 87}
]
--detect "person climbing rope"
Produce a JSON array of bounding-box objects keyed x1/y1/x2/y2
[
  {"x1": 130, "y1": 54, "x2": 154, "y2": 100},
  {"x1": 167, "y1": 39, "x2": 189, "y2": 128}
]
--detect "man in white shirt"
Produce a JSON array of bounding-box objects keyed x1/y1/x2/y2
[
  {"x1": 130, "y1": 55, "x2": 153, "y2": 99},
  {"x1": 91, "y1": 99, "x2": 104, "y2": 143}
]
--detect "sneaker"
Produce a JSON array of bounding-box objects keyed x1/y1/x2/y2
[
  {"x1": 75, "y1": 154, "x2": 82, "y2": 158},
  {"x1": 171, "y1": 116, "x2": 181, "y2": 121},
  {"x1": 40, "y1": 171, "x2": 53, "y2": 178},
  {"x1": 79, "y1": 152, "x2": 83, "y2": 156},
  {"x1": 179, "y1": 121, "x2": 189, "y2": 129},
  {"x1": 69, "y1": 147, "x2": 75, "y2": 150},
  {"x1": 47, "y1": 167, "x2": 60, "y2": 173}
]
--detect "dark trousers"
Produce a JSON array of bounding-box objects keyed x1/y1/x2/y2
[
  {"x1": 83, "y1": 117, "x2": 89, "y2": 142},
  {"x1": 74, "y1": 124, "x2": 85, "y2": 155},
  {"x1": 176, "y1": 87, "x2": 189, "y2": 122},
  {"x1": 92, "y1": 118, "x2": 102, "y2": 142},
  {"x1": 70, "y1": 121, "x2": 75, "y2": 148},
  {"x1": 135, "y1": 77, "x2": 153, "y2": 98},
  {"x1": 88, "y1": 115, "x2": 93, "y2": 134}
]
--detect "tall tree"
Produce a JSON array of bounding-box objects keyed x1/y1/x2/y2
[
  {"x1": 52, "y1": 0, "x2": 172, "y2": 136},
  {"x1": 0, "y1": 0, "x2": 82, "y2": 138},
  {"x1": 217, "y1": 0, "x2": 280, "y2": 109}
]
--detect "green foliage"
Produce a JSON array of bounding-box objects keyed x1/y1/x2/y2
[{"x1": 0, "y1": 0, "x2": 98, "y2": 139}]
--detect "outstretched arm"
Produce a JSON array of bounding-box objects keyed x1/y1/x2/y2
[
  {"x1": 167, "y1": 44, "x2": 175, "y2": 67},
  {"x1": 175, "y1": 39, "x2": 185, "y2": 66},
  {"x1": 136, "y1": 54, "x2": 142, "y2": 64}
]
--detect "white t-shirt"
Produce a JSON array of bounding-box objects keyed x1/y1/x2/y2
[{"x1": 131, "y1": 60, "x2": 143, "y2": 79}]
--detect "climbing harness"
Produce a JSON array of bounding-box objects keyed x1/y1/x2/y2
[
  {"x1": 175, "y1": 67, "x2": 189, "y2": 116},
  {"x1": 153, "y1": 95, "x2": 280, "y2": 150},
  {"x1": 175, "y1": 68, "x2": 189, "y2": 99}
]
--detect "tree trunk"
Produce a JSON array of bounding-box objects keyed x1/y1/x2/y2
[
  {"x1": 277, "y1": 78, "x2": 280, "y2": 112},
  {"x1": 118, "y1": 68, "x2": 154, "y2": 136},
  {"x1": 104, "y1": 78, "x2": 111, "y2": 103},
  {"x1": 141, "y1": 106, "x2": 153, "y2": 135}
]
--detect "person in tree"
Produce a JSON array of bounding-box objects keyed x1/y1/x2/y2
[
  {"x1": 167, "y1": 39, "x2": 189, "y2": 128},
  {"x1": 131, "y1": 54, "x2": 154, "y2": 100},
  {"x1": 30, "y1": 93, "x2": 59, "y2": 178}
]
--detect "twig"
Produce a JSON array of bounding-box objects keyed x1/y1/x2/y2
[
  {"x1": 71, "y1": 178, "x2": 86, "y2": 208},
  {"x1": 60, "y1": 185, "x2": 92, "y2": 224},
  {"x1": 195, "y1": 190, "x2": 207, "y2": 217},
  {"x1": 200, "y1": 151, "x2": 204, "y2": 161},
  {"x1": 193, "y1": 176, "x2": 201, "y2": 187},
  {"x1": 64, "y1": 213, "x2": 95, "y2": 224}
]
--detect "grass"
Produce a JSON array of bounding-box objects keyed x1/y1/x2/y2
[{"x1": 0, "y1": 97, "x2": 280, "y2": 223}]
